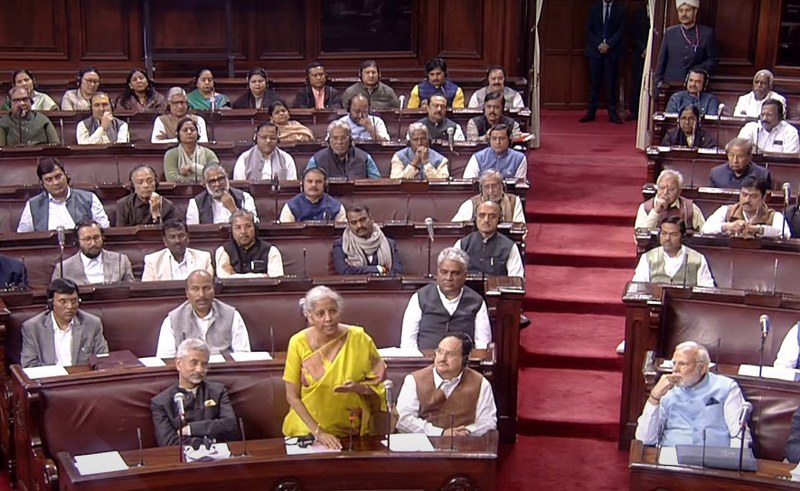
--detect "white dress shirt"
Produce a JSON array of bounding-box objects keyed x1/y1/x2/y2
[
  {"x1": 396, "y1": 369, "x2": 497, "y2": 436},
  {"x1": 452, "y1": 197, "x2": 526, "y2": 224},
  {"x1": 400, "y1": 286, "x2": 491, "y2": 349},
  {"x1": 737, "y1": 120, "x2": 800, "y2": 154},
  {"x1": 774, "y1": 323, "x2": 800, "y2": 369},
  {"x1": 232, "y1": 147, "x2": 298, "y2": 181},
  {"x1": 17, "y1": 189, "x2": 110, "y2": 233},
  {"x1": 701, "y1": 205, "x2": 790, "y2": 238},
  {"x1": 51, "y1": 312, "x2": 74, "y2": 366},
  {"x1": 733, "y1": 91, "x2": 786, "y2": 118},
  {"x1": 452, "y1": 237, "x2": 525, "y2": 278},
  {"x1": 631, "y1": 246, "x2": 715, "y2": 287},
  {"x1": 185, "y1": 191, "x2": 258, "y2": 225},
  {"x1": 150, "y1": 115, "x2": 208, "y2": 144},
  {"x1": 76, "y1": 121, "x2": 130, "y2": 144},
  {"x1": 80, "y1": 252, "x2": 105, "y2": 284},
  {"x1": 155, "y1": 308, "x2": 251, "y2": 358},
  {"x1": 214, "y1": 245, "x2": 284, "y2": 278}
]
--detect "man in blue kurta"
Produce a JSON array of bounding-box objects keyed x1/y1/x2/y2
[
  {"x1": 635, "y1": 341, "x2": 751, "y2": 448},
  {"x1": 665, "y1": 68, "x2": 719, "y2": 115}
]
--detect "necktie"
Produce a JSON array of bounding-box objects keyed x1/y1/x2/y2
[{"x1": 603, "y1": 4, "x2": 610, "y2": 41}]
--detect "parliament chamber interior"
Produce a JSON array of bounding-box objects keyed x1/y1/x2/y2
[{"x1": 2, "y1": 0, "x2": 800, "y2": 490}]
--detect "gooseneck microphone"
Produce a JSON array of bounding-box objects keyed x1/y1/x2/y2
[
  {"x1": 424, "y1": 217, "x2": 434, "y2": 278},
  {"x1": 384, "y1": 380, "x2": 394, "y2": 449},
  {"x1": 716, "y1": 103, "x2": 725, "y2": 146},
  {"x1": 174, "y1": 392, "x2": 186, "y2": 462},
  {"x1": 738, "y1": 401, "x2": 753, "y2": 474},
  {"x1": 758, "y1": 314, "x2": 770, "y2": 378},
  {"x1": 57, "y1": 226, "x2": 66, "y2": 278},
  {"x1": 783, "y1": 183, "x2": 791, "y2": 238},
  {"x1": 446, "y1": 127, "x2": 455, "y2": 153},
  {"x1": 397, "y1": 95, "x2": 406, "y2": 143}
]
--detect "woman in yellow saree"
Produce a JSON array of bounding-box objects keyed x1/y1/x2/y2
[{"x1": 283, "y1": 286, "x2": 387, "y2": 449}]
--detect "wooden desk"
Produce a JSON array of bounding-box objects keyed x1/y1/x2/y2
[
  {"x1": 55, "y1": 434, "x2": 498, "y2": 491},
  {"x1": 646, "y1": 146, "x2": 800, "y2": 190},
  {"x1": 640, "y1": 184, "x2": 787, "y2": 218},
  {"x1": 629, "y1": 440, "x2": 798, "y2": 491}
]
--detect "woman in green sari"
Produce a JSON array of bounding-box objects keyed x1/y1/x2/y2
[
  {"x1": 187, "y1": 68, "x2": 231, "y2": 111},
  {"x1": 283, "y1": 286, "x2": 387, "y2": 449}
]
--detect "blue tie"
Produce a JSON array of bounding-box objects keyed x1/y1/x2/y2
[{"x1": 603, "y1": 3, "x2": 610, "y2": 41}]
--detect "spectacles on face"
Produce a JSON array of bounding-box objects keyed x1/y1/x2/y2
[
  {"x1": 55, "y1": 298, "x2": 81, "y2": 307},
  {"x1": 82, "y1": 78, "x2": 100, "y2": 85},
  {"x1": 434, "y1": 348, "x2": 460, "y2": 359},
  {"x1": 206, "y1": 176, "x2": 227, "y2": 186},
  {"x1": 79, "y1": 234, "x2": 103, "y2": 244}
]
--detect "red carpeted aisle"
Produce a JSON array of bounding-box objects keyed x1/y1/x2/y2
[{"x1": 496, "y1": 110, "x2": 644, "y2": 490}]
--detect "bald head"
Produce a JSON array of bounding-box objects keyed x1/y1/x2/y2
[{"x1": 185, "y1": 270, "x2": 215, "y2": 316}]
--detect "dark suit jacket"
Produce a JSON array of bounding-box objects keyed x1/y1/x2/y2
[
  {"x1": 150, "y1": 380, "x2": 239, "y2": 447},
  {"x1": 293, "y1": 85, "x2": 342, "y2": 109},
  {"x1": 332, "y1": 236, "x2": 403, "y2": 276},
  {"x1": 0, "y1": 254, "x2": 27, "y2": 289},
  {"x1": 786, "y1": 405, "x2": 800, "y2": 463},
  {"x1": 709, "y1": 162, "x2": 772, "y2": 189},
  {"x1": 584, "y1": 1, "x2": 626, "y2": 59},
  {"x1": 21, "y1": 310, "x2": 108, "y2": 367},
  {"x1": 655, "y1": 24, "x2": 718, "y2": 83},
  {"x1": 662, "y1": 126, "x2": 717, "y2": 149},
  {"x1": 114, "y1": 192, "x2": 180, "y2": 227}
]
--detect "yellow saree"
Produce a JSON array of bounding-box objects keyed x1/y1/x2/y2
[{"x1": 282, "y1": 325, "x2": 387, "y2": 437}]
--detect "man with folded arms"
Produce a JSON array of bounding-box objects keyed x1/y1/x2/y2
[
  {"x1": 142, "y1": 220, "x2": 213, "y2": 281},
  {"x1": 215, "y1": 210, "x2": 283, "y2": 279},
  {"x1": 400, "y1": 247, "x2": 491, "y2": 350},
  {"x1": 396, "y1": 333, "x2": 496, "y2": 436},
  {"x1": 116, "y1": 165, "x2": 179, "y2": 227},
  {"x1": 333, "y1": 203, "x2": 402, "y2": 276},
  {"x1": 155, "y1": 270, "x2": 251, "y2": 358},
  {"x1": 151, "y1": 338, "x2": 239, "y2": 447},
  {"x1": 186, "y1": 163, "x2": 258, "y2": 225},
  {"x1": 635, "y1": 341, "x2": 750, "y2": 448},
  {"x1": 701, "y1": 175, "x2": 789, "y2": 238},
  {"x1": 454, "y1": 201, "x2": 524, "y2": 278},
  {"x1": 21, "y1": 278, "x2": 108, "y2": 367},
  {"x1": 634, "y1": 169, "x2": 705, "y2": 232}
]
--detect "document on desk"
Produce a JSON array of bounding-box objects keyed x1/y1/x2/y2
[
  {"x1": 382, "y1": 433, "x2": 435, "y2": 452},
  {"x1": 738, "y1": 364, "x2": 800, "y2": 381},
  {"x1": 138, "y1": 357, "x2": 166, "y2": 367},
  {"x1": 230, "y1": 351, "x2": 273, "y2": 362},
  {"x1": 377, "y1": 347, "x2": 424, "y2": 358},
  {"x1": 656, "y1": 446, "x2": 678, "y2": 466},
  {"x1": 23, "y1": 365, "x2": 69, "y2": 379},
  {"x1": 285, "y1": 442, "x2": 341, "y2": 455},
  {"x1": 209, "y1": 354, "x2": 226, "y2": 364},
  {"x1": 74, "y1": 451, "x2": 129, "y2": 475}
]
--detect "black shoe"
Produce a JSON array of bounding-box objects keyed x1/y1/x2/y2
[
  {"x1": 579, "y1": 113, "x2": 595, "y2": 123},
  {"x1": 609, "y1": 114, "x2": 623, "y2": 124}
]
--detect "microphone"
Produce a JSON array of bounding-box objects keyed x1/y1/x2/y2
[
  {"x1": 57, "y1": 226, "x2": 66, "y2": 249},
  {"x1": 446, "y1": 127, "x2": 455, "y2": 153},
  {"x1": 57, "y1": 226, "x2": 65, "y2": 278},
  {"x1": 397, "y1": 95, "x2": 406, "y2": 143},
  {"x1": 784, "y1": 182, "x2": 792, "y2": 206},
  {"x1": 717, "y1": 103, "x2": 726, "y2": 117},
  {"x1": 238, "y1": 417, "x2": 249, "y2": 456},
  {"x1": 302, "y1": 248, "x2": 308, "y2": 279},
  {"x1": 759, "y1": 314, "x2": 770, "y2": 340},
  {"x1": 738, "y1": 401, "x2": 753, "y2": 473},
  {"x1": 384, "y1": 379, "x2": 394, "y2": 409},
  {"x1": 136, "y1": 427, "x2": 144, "y2": 467},
  {"x1": 174, "y1": 392, "x2": 187, "y2": 423},
  {"x1": 398, "y1": 95, "x2": 405, "y2": 110},
  {"x1": 425, "y1": 217, "x2": 435, "y2": 242},
  {"x1": 716, "y1": 104, "x2": 725, "y2": 147},
  {"x1": 384, "y1": 380, "x2": 394, "y2": 448}
]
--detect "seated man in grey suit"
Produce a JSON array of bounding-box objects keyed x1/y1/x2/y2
[
  {"x1": 21, "y1": 278, "x2": 109, "y2": 367},
  {"x1": 52, "y1": 220, "x2": 134, "y2": 285},
  {"x1": 150, "y1": 338, "x2": 238, "y2": 447},
  {"x1": 155, "y1": 270, "x2": 251, "y2": 358},
  {"x1": 142, "y1": 219, "x2": 213, "y2": 281}
]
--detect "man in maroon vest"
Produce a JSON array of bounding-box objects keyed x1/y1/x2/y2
[{"x1": 395, "y1": 333, "x2": 496, "y2": 436}]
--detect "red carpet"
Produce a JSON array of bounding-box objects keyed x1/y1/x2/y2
[{"x1": 497, "y1": 110, "x2": 641, "y2": 490}]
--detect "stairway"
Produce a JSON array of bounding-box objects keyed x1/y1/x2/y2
[{"x1": 497, "y1": 111, "x2": 644, "y2": 490}]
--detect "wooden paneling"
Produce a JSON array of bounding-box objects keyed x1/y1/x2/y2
[
  {"x1": 148, "y1": 0, "x2": 245, "y2": 56},
  {"x1": 439, "y1": 0, "x2": 482, "y2": 58},
  {"x1": 0, "y1": 0, "x2": 68, "y2": 59},
  {"x1": 253, "y1": 0, "x2": 305, "y2": 60},
  {"x1": 79, "y1": 0, "x2": 130, "y2": 60}
]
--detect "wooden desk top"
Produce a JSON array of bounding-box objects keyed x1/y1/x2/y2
[{"x1": 57, "y1": 434, "x2": 498, "y2": 491}]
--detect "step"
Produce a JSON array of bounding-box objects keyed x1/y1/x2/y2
[
  {"x1": 517, "y1": 367, "x2": 621, "y2": 441},
  {"x1": 523, "y1": 265, "x2": 631, "y2": 315},
  {"x1": 497, "y1": 435, "x2": 631, "y2": 491},
  {"x1": 526, "y1": 223, "x2": 636, "y2": 269},
  {"x1": 520, "y1": 312, "x2": 624, "y2": 371}
]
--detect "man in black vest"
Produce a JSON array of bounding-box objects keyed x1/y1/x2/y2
[
  {"x1": 454, "y1": 201, "x2": 524, "y2": 278},
  {"x1": 215, "y1": 210, "x2": 284, "y2": 278},
  {"x1": 305, "y1": 120, "x2": 381, "y2": 179},
  {"x1": 416, "y1": 94, "x2": 464, "y2": 142},
  {"x1": 400, "y1": 247, "x2": 491, "y2": 350},
  {"x1": 186, "y1": 163, "x2": 259, "y2": 225}
]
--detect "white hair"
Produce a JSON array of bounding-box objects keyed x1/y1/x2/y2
[
  {"x1": 299, "y1": 285, "x2": 344, "y2": 316},
  {"x1": 657, "y1": 169, "x2": 684, "y2": 188},
  {"x1": 177, "y1": 338, "x2": 210, "y2": 359},
  {"x1": 674, "y1": 341, "x2": 710, "y2": 365},
  {"x1": 437, "y1": 247, "x2": 469, "y2": 270}
]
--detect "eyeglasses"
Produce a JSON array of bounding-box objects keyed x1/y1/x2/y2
[
  {"x1": 55, "y1": 298, "x2": 81, "y2": 307},
  {"x1": 434, "y1": 348, "x2": 460, "y2": 359},
  {"x1": 82, "y1": 78, "x2": 100, "y2": 85},
  {"x1": 79, "y1": 235, "x2": 103, "y2": 244},
  {"x1": 206, "y1": 176, "x2": 227, "y2": 185}
]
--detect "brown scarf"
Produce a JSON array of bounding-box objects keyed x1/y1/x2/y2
[{"x1": 341, "y1": 224, "x2": 392, "y2": 271}]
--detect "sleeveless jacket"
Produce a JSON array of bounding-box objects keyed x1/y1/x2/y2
[
  {"x1": 193, "y1": 188, "x2": 245, "y2": 224},
  {"x1": 167, "y1": 299, "x2": 237, "y2": 355},
  {"x1": 459, "y1": 232, "x2": 515, "y2": 276},
  {"x1": 416, "y1": 284, "x2": 483, "y2": 349},
  {"x1": 30, "y1": 188, "x2": 94, "y2": 231},
  {"x1": 312, "y1": 146, "x2": 370, "y2": 179}
]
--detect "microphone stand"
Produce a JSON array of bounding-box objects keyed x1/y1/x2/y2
[
  {"x1": 178, "y1": 416, "x2": 185, "y2": 463},
  {"x1": 426, "y1": 235, "x2": 433, "y2": 278},
  {"x1": 759, "y1": 332, "x2": 767, "y2": 378},
  {"x1": 209, "y1": 93, "x2": 217, "y2": 143},
  {"x1": 136, "y1": 427, "x2": 144, "y2": 467},
  {"x1": 737, "y1": 423, "x2": 746, "y2": 474},
  {"x1": 349, "y1": 411, "x2": 355, "y2": 452},
  {"x1": 238, "y1": 417, "x2": 249, "y2": 457},
  {"x1": 783, "y1": 194, "x2": 789, "y2": 239}
]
